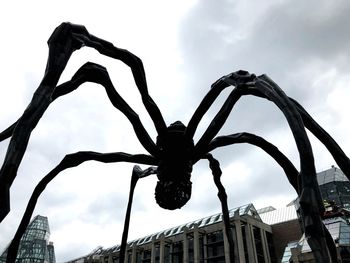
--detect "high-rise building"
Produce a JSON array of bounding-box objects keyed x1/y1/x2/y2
[{"x1": 0, "y1": 215, "x2": 56, "y2": 263}]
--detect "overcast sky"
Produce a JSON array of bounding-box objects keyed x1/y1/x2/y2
[{"x1": 1, "y1": 0, "x2": 350, "y2": 262}]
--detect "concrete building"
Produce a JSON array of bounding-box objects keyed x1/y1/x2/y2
[
  {"x1": 66, "y1": 204, "x2": 278, "y2": 263},
  {"x1": 258, "y1": 203, "x2": 302, "y2": 261}
]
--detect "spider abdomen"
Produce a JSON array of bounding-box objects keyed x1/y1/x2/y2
[{"x1": 155, "y1": 121, "x2": 194, "y2": 210}]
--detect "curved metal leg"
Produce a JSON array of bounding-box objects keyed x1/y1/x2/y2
[
  {"x1": 206, "y1": 154, "x2": 235, "y2": 263},
  {"x1": 5, "y1": 151, "x2": 156, "y2": 263},
  {"x1": 202, "y1": 132, "x2": 299, "y2": 191},
  {"x1": 291, "y1": 98, "x2": 350, "y2": 179},
  {"x1": 53, "y1": 62, "x2": 159, "y2": 157},
  {"x1": 77, "y1": 31, "x2": 167, "y2": 136},
  {"x1": 193, "y1": 88, "x2": 242, "y2": 158},
  {"x1": 0, "y1": 120, "x2": 18, "y2": 142},
  {"x1": 251, "y1": 75, "x2": 332, "y2": 262},
  {"x1": 186, "y1": 70, "x2": 255, "y2": 139},
  {"x1": 0, "y1": 23, "x2": 104, "y2": 221},
  {"x1": 0, "y1": 61, "x2": 159, "y2": 222},
  {"x1": 202, "y1": 132, "x2": 338, "y2": 261},
  {"x1": 194, "y1": 71, "x2": 337, "y2": 261},
  {"x1": 119, "y1": 166, "x2": 157, "y2": 262}
]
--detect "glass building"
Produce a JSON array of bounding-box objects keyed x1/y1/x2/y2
[
  {"x1": 0, "y1": 215, "x2": 56, "y2": 263},
  {"x1": 317, "y1": 166, "x2": 350, "y2": 209}
]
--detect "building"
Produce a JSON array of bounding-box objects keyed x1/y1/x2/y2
[
  {"x1": 0, "y1": 215, "x2": 56, "y2": 263},
  {"x1": 66, "y1": 167, "x2": 350, "y2": 263},
  {"x1": 281, "y1": 216, "x2": 350, "y2": 262},
  {"x1": 66, "y1": 204, "x2": 278, "y2": 263},
  {"x1": 280, "y1": 166, "x2": 350, "y2": 262},
  {"x1": 258, "y1": 203, "x2": 302, "y2": 261},
  {"x1": 317, "y1": 166, "x2": 350, "y2": 209}
]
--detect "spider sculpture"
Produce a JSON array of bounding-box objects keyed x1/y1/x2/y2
[{"x1": 1, "y1": 22, "x2": 350, "y2": 263}]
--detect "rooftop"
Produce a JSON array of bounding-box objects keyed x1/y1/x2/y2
[
  {"x1": 317, "y1": 166, "x2": 349, "y2": 185},
  {"x1": 66, "y1": 203, "x2": 262, "y2": 261},
  {"x1": 258, "y1": 204, "x2": 298, "y2": 225}
]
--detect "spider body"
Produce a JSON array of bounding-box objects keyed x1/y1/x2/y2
[
  {"x1": 155, "y1": 121, "x2": 194, "y2": 209},
  {"x1": 1, "y1": 22, "x2": 349, "y2": 263}
]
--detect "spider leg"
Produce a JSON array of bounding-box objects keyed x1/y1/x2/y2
[
  {"x1": 205, "y1": 154, "x2": 235, "y2": 263},
  {"x1": 191, "y1": 71, "x2": 257, "y2": 158},
  {"x1": 221, "y1": 73, "x2": 346, "y2": 262},
  {"x1": 0, "y1": 120, "x2": 18, "y2": 142},
  {"x1": 53, "y1": 62, "x2": 159, "y2": 157},
  {"x1": 200, "y1": 132, "x2": 299, "y2": 192},
  {"x1": 185, "y1": 70, "x2": 255, "y2": 139},
  {"x1": 5, "y1": 151, "x2": 157, "y2": 263},
  {"x1": 0, "y1": 62, "x2": 159, "y2": 223},
  {"x1": 74, "y1": 31, "x2": 167, "y2": 135},
  {"x1": 0, "y1": 22, "x2": 110, "y2": 221},
  {"x1": 251, "y1": 75, "x2": 333, "y2": 262},
  {"x1": 290, "y1": 98, "x2": 350, "y2": 179},
  {"x1": 228, "y1": 79, "x2": 350, "y2": 180},
  {"x1": 194, "y1": 71, "x2": 335, "y2": 261},
  {"x1": 193, "y1": 87, "x2": 243, "y2": 157},
  {"x1": 120, "y1": 165, "x2": 157, "y2": 263},
  {"x1": 202, "y1": 133, "x2": 338, "y2": 262},
  {"x1": 52, "y1": 22, "x2": 166, "y2": 135}
]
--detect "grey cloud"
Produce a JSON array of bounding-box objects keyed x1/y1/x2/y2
[
  {"x1": 252, "y1": 1, "x2": 350, "y2": 63},
  {"x1": 176, "y1": 0, "x2": 350, "y2": 166},
  {"x1": 178, "y1": 0, "x2": 350, "y2": 101}
]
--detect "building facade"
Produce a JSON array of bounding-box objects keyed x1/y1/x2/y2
[
  {"x1": 0, "y1": 215, "x2": 56, "y2": 263},
  {"x1": 66, "y1": 204, "x2": 277, "y2": 263}
]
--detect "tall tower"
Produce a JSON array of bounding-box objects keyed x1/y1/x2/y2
[{"x1": 0, "y1": 215, "x2": 56, "y2": 263}]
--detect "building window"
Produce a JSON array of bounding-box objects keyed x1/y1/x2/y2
[
  {"x1": 199, "y1": 236, "x2": 205, "y2": 263},
  {"x1": 188, "y1": 237, "x2": 194, "y2": 263},
  {"x1": 171, "y1": 242, "x2": 183, "y2": 263},
  {"x1": 241, "y1": 224, "x2": 249, "y2": 263},
  {"x1": 142, "y1": 250, "x2": 151, "y2": 263},
  {"x1": 266, "y1": 232, "x2": 277, "y2": 263},
  {"x1": 206, "y1": 231, "x2": 225, "y2": 263},
  {"x1": 164, "y1": 244, "x2": 170, "y2": 263},
  {"x1": 135, "y1": 250, "x2": 142, "y2": 263},
  {"x1": 253, "y1": 226, "x2": 265, "y2": 263},
  {"x1": 154, "y1": 245, "x2": 160, "y2": 263}
]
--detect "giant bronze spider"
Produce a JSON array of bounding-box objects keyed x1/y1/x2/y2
[{"x1": 1, "y1": 22, "x2": 350, "y2": 263}]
